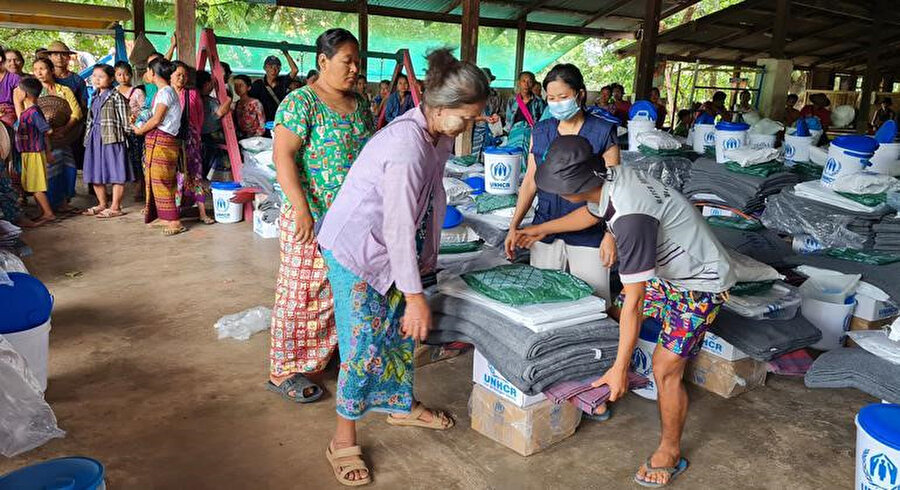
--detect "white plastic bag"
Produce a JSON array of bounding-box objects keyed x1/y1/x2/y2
[
  {"x1": 0, "y1": 336, "x2": 65, "y2": 457},
  {"x1": 214, "y1": 307, "x2": 271, "y2": 341},
  {"x1": 848, "y1": 330, "x2": 900, "y2": 365},
  {"x1": 723, "y1": 147, "x2": 781, "y2": 167},
  {"x1": 832, "y1": 171, "x2": 900, "y2": 195},
  {"x1": 832, "y1": 105, "x2": 856, "y2": 129},
  {"x1": 238, "y1": 136, "x2": 273, "y2": 153},
  {"x1": 728, "y1": 250, "x2": 784, "y2": 283},
  {"x1": 798, "y1": 269, "x2": 861, "y2": 304},
  {"x1": 635, "y1": 130, "x2": 681, "y2": 150},
  {"x1": 741, "y1": 111, "x2": 762, "y2": 126},
  {"x1": 749, "y1": 118, "x2": 784, "y2": 135},
  {"x1": 441, "y1": 225, "x2": 478, "y2": 245},
  {"x1": 443, "y1": 177, "x2": 473, "y2": 205}
]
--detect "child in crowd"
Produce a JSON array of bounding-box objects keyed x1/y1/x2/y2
[
  {"x1": 13, "y1": 77, "x2": 55, "y2": 224},
  {"x1": 233, "y1": 75, "x2": 265, "y2": 138},
  {"x1": 372, "y1": 79, "x2": 390, "y2": 115},
  {"x1": 672, "y1": 109, "x2": 692, "y2": 138},
  {"x1": 196, "y1": 70, "x2": 232, "y2": 179},
  {"x1": 82, "y1": 64, "x2": 132, "y2": 218}
]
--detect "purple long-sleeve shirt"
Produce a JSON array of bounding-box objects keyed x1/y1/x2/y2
[{"x1": 318, "y1": 106, "x2": 451, "y2": 296}]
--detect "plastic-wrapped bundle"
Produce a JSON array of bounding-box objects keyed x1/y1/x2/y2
[
  {"x1": 761, "y1": 191, "x2": 869, "y2": 249},
  {"x1": 240, "y1": 150, "x2": 281, "y2": 205},
  {"x1": 621, "y1": 153, "x2": 693, "y2": 191}
]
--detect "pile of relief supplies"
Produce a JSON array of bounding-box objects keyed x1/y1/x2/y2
[
  {"x1": 238, "y1": 137, "x2": 281, "y2": 226},
  {"x1": 622, "y1": 129, "x2": 694, "y2": 193},
  {"x1": 443, "y1": 174, "x2": 532, "y2": 249}
]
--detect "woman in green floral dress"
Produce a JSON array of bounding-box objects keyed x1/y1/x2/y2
[{"x1": 268, "y1": 29, "x2": 374, "y2": 404}]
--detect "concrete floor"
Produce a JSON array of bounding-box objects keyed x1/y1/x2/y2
[{"x1": 0, "y1": 196, "x2": 874, "y2": 489}]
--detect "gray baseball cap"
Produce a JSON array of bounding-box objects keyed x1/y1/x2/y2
[{"x1": 534, "y1": 135, "x2": 607, "y2": 195}]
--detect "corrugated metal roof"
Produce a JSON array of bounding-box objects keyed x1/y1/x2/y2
[{"x1": 618, "y1": 0, "x2": 900, "y2": 72}]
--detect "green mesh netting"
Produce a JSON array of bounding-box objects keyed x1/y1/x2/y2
[{"x1": 462, "y1": 264, "x2": 594, "y2": 305}]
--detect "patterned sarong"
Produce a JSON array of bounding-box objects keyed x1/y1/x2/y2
[{"x1": 144, "y1": 129, "x2": 179, "y2": 223}]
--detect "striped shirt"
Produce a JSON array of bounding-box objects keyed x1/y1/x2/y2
[{"x1": 15, "y1": 106, "x2": 51, "y2": 153}]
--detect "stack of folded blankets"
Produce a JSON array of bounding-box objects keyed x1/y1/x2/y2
[
  {"x1": 710, "y1": 309, "x2": 822, "y2": 361},
  {"x1": 711, "y1": 226, "x2": 794, "y2": 267},
  {"x1": 764, "y1": 182, "x2": 900, "y2": 253},
  {"x1": 0, "y1": 221, "x2": 22, "y2": 250},
  {"x1": 805, "y1": 347, "x2": 900, "y2": 404},
  {"x1": 427, "y1": 272, "x2": 618, "y2": 395},
  {"x1": 683, "y1": 158, "x2": 800, "y2": 213}
]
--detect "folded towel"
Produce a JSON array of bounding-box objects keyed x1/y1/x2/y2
[{"x1": 544, "y1": 373, "x2": 649, "y2": 415}]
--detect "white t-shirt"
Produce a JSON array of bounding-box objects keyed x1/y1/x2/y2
[
  {"x1": 153, "y1": 86, "x2": 182, "y2": 136},
  {"x1": 588, "y1": 166, "x2": 736, "y2": 293}
]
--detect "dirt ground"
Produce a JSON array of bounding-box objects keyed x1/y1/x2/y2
[{"x1": 0, "y1": 196, "x2": 872, "y2": 489}]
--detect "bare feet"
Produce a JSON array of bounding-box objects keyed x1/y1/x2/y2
[
  {"x1": 33, "y1": 214, "x2": 57, "y2": 226},
  {"x1": 15, "y1": 217, "x2": 39, "y2": 228}
]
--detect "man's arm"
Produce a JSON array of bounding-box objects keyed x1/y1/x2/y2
[
  {"x1": 593, "y1": 281, "x2": 645, "y2": 400},
  {"x1": 282, "y1": 44, "x2": 299, "y2": 80}
]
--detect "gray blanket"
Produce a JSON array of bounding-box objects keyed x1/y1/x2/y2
[
  {"x1": 804, "y1": 348, "x2": 900, "y2": 404},
  {"x1": 428, "y1": 315, "x2": 616, "y2": 395},
  {"x1": 711, "y1": 227, "x2": 794, "y2": 267},
  {"x1": 684, "y1": 158, "x2": 799, "y2": 213},
  {"x1": 429, "y1": 293, "x2": 618, "y2": 359},
  {"x1": 709, "y1": 309, "x2": 822, "y2": 361}
]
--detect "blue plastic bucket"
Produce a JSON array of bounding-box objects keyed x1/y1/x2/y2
[
  {"x1": 823, "y1": 135, "x2": 879, "y2": 188},
  {"x1": 714, "y1": 121, "x2": 750, "y2": 163},
  {"x1": 210, "y1": 181, "x2": 243, "y2": 223},
  {"x1": 0, "y1": 273, "x2": 53, "y2": 391},
  {"x1": 0, "y1": 457, "x2": 105, "y2": 490},
  {"x1": 856, "y1": 404, "x2": 900, "y2": 490}
]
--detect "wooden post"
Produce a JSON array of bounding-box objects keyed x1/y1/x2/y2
[
  {"x1": 771, "y1": 0, "x2": 790, "y2": 59},
  {"x1": 358, "y1": 0, "x2": 369, "y2": 74},
  {"x1": 858, "y1": 0, "x2": 885, "y2": 132},
  {"x1": 174, "y1": 0, "x2": 196, "y2": 65},
  {"x1": 514, "y1": 18, "x2": 526, "y2": 80},
  {"x1": 133, "y1": 0, "x2": 145, "y2": 36},
  {"x1": 457, "y1": 0, "x2": 479, "y2": 156},
  {"x1": 633, "y1": 0, "x2": 661, "y2": 99}
]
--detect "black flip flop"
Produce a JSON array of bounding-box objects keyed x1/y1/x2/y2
[
  {"x1": 634, "y1": 457, "x2": 689, "y2": 488},
  {"x1": 266, "y1": 374, "x2": 323, "y2": 403}
]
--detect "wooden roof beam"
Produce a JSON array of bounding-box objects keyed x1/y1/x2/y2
[
  {"x1": 578, "y1": 0, "x2": 632, "y2": 28},
  {"x1": 792, "y1": 0, "x2": 900, "y2": 28},
  {"x1": 515, "y1": 0, "x2": 550, "y2": 20}
]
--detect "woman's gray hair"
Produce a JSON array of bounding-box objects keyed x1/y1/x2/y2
[{"x1": 423, "y1": 48, "x2": 489, "y2": 108}]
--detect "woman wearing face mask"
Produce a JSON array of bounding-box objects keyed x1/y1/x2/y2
[
  {"x1": 316, "y1": 48, "x2": 488, "y2": 487},
  {"x1": 506, "y1": 63, "x2": 619, "y2": 304}
]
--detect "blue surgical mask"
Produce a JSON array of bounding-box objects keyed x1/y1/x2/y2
[{"x1": 549, "y1": 97, "x2": 580, "y2": 121}]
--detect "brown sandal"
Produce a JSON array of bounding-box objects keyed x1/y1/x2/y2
[
  {"x1": 82, "y1": 206, "x2": 106, "y2": 216},
  {"x1": 325, "y1": 444, "x2": 371, "y2": 487},
  {"x1": 97, "y1": 209, "x2": 126, "y2": 219},
  {"x1": 162, "y1": 226, "x2": 187, "y2": 237},
  {"x1": 386, "y1": 403, "x2": 455, "y2": 430}
]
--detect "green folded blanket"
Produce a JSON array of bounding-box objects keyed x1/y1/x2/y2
[
  {"x1": 475, "y1": 193, "x2": 518, "y2": 214},
  {"x1": 835, "y1": 192, "x2": 887, "y2": 207},
  {"x1": 789, "y1": 161, "x2": 824, "y2": 180},
  {"x1": 462, "y1": 264, "x2": 594, "y2": 305},
  {"x1": 439, "y1": 240, "x2": 484, "y2": 254},
  {"x1": 825, "y1": 247, "x2": 900, "y2": 265},
  {"x1": 723, "y1": 160, "x2": 786, "y2": 177},
  {"x1": 447, "y1": 154, "x2": 479, "y2": 167},
  {"x1": 707, "y1": 215, "x2": 764, "y2": 231},
  {"x1": 638, "y1": 145, "x2": 687, "y2": 157}
]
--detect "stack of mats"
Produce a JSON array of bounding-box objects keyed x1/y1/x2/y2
[
  {"x1": 710, "y1": 226, "x2": 794, "y2": 267},
  {"x1": 872, "y1": 217, "x2": 900, "y2": 253},
  {"x1": 427, "y1": 277, "x2": 618, "y2": 395},
  {"x1": 683, "y1": 158, "x2": 800, "y2": 214},
  {"x1": 804, "y1": 348, "x2": 900, "y2": 404},
  {"x1": 762, "y1": 189, "x2": 886, "y2": 250}
]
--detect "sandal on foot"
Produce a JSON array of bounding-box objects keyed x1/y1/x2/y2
[
  {"x1": 634, "y1": 457, "x2": 689, "y2": 488},
  {"x1": 82, "y1": 206, "x2": 106, "y2": 216},
  {"x1": 326, "y1": 444, "x2": 371, "y2": 487},
  {"x1": 583, "y1": 404, "x2": 612, "y2": 422},
  {"x1": 386, "y1": 404, "x2": 455, "y2": 430},
  {"x1": 265, "y1": 374, "x2": 323, "y2": 403},
  {"x1": 162, "y1": 226, "x2": 187, "y2": 237},
  {"x1": 201, "y1": 216, "x2": 216, "y2": 225},
  {"x1": 97, "y1": 209, "x2": 126, "y2": 219}
]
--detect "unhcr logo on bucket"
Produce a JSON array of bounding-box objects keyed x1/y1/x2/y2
[
  {"x1": 723, "y1": 138, "x2": 741, "y2": 150},
  {"x1": 785, "y1": 144, "x2": 795, "y2": 158},
  {"x1": 823, "y1": 157, "x2": 841, "y2": 183},
  {"x1": 862, "y1": 449, "x2": 898, "y2": 490},
  {"x1": 489, "y1": 161, "x2": 512, "y2": 190},
  {"x1": 215, "y1": 198, "x2": 229, "y2": 211},
  {"x1": 704, "y1": 131, "x2": 716, "y2": 145}
]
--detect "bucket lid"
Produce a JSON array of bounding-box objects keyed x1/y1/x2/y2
[
  {"x1": 832, "y1": 135, "x2": 880, "y2": 155},
  {"x1": 0, "y1": 457, "x2": 104, "y2": 490},
  {"x1": 443, "y1": 206, "x2": 463, "y2": 229},
  {"x1": 715, "y1": 121, "x2": 750, "y2": 131},
  {"x1": 483, "y1": 146, "x2": 520, "y2": 156},
  {"x1": 695, "y1": 113, "x2": 716, "y2": 125},
  {"x1": 875, "y1": 119, "x2": 898, "y2": 144},
  {"x1": 629, "y1": 100, "x2": 658, "y2": 121},
  {"x1": 210, "y1": 181, "x2": 242, "y2": 191},
  {"x1": 587, "y1": 106, "x2": 621, "y2": 125},
  {"x1": 0, "y1": 272, "x2": 52, "y2": 334},
  {"x1": 858, "y1": 404, "x2": 900, "y2": 451},
  {"x1": 464, "y1": 176, "x2": 485, "y2": 195}
]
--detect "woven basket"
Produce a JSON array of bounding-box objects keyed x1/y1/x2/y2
[{"x1": 37, "y1": 96, "x2": 72, "y2": 129}]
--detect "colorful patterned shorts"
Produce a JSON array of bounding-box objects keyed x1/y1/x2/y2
[{"x1": 616, "y1": 278, "x2": 726, "y2": 358}]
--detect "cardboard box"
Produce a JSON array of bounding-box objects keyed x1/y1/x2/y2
[
  {"x1": 469, "y1": 384, "x2": 581, "y2": 457},
  {"x1": 473, "y1": 350, "x2": 545, "y2": 408},
  {"x1": 846, "y1": 316, "x2": 897, "y2": 348},
  {"x1": 854, "y1": 293, "x2": 900, "y2": 322},
  {"x1": 701, "y1": 332, "x2": 749, "y2": 362},
  {"x1": 685, "y1": 350, "x2": 767, "y2": 399},
  {"x1": 253, "y1": 210, "x2": 279, "y2": 239}
]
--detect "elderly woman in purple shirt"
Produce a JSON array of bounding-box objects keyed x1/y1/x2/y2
[{"x1": 317, "y1": 49, "x2": 489, "y2": 487}]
